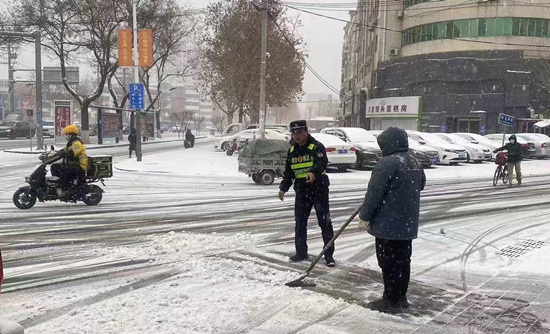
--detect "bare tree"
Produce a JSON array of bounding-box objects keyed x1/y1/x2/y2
[
  {"x1": 170, "y1": 110, "x2": 195, "y2": 137},
  {"x1": 211, "y1": 114, "x2": 224, "y2": 133},
  {"x1": 16, "y1": 0, "x2": 129, "y2": 142},
  {"x1": 194, "y1": 114, "x2": 205, "y2": 134},
  {"x1": 199, "y1": 0, "x2": 305, "y2": 124}
]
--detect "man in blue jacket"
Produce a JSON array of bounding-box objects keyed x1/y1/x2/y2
[
  {"x1": 359, "y1": 127, "x2": 426, "y2": 311},
  {"x1": 279, "y1": 120, "x2": 335, "y2": 267}
]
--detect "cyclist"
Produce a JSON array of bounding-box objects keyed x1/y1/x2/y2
[{"x1": 494, "y1": 134, "x2": 522, "y2": 186}]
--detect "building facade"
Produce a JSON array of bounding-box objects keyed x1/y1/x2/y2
[{"x1": 341, "y1": 0, "x2": 550, "y2": 134}]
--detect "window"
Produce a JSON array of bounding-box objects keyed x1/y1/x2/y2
[
  {"x1": 478, "y1": 19, "x2": 487, "y2": 37},
  {"x1": 402, "y1": 17, "x2": 550, "y2": 47},
  {"x1": 469, "y1": 19, "x2": 478, "y2": 37}
]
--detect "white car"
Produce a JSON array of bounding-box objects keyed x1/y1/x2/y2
[
  {"x1": 311, "y1": 133, "x2": 357, "y2": 172},
  {"x1": 455, "y1": 133, "x2": 500, "y2": 159},
  {"x1": 435, "y1": 133, "x2": 492, "y2": 162},
  {"x1": 320, "y1": 127, "x2": 382, "y2": 169},
  {"x1": 214, "y1": 128, "x2": 288, "y2": 151},
  {"x1": 517, "y1": 133, "x2": 550, "y2": 159},
  {"x1": 42, "y1": 119, "x2": 55, "y2": 138},
  {"x1": 407, "y1": 131, "x2": 467, "y2": 165}
]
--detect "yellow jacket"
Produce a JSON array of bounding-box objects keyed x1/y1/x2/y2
[{"x1": 67, "y1": 138, "x2": 88, "y2": 172}]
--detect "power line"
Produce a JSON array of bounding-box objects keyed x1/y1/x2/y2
[
  {"x1": 266, "y1": 11, "x2": 344, "y2": 97},
  {"x1": 284, "y1": 4, "x2": 550, "y2": 51}
]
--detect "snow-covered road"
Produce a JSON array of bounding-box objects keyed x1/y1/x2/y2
[{"x1": 1, "y1": 140, "x2": 550, "y2": 333}]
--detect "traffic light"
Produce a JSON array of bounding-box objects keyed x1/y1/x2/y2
[{"x1": 26, "y1": 109, "x2": 33, "y2": 117}]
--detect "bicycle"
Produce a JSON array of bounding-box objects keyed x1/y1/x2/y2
[{"x1": 493, "y1": 152, "x2": 509, "y2": 186}]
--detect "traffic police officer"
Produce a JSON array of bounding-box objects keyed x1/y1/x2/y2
[{"x1": 278, "y1": 120, "x2": 335, "y2": 267}]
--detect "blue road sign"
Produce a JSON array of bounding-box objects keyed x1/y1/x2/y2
[
  {"x1": 129, "y1": 83, "x2": 145, "y2": 110},
  {"x1": 498, "y1": 113, "x2": 515, "y2": 127}
]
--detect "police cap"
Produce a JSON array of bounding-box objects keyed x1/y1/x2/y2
[{"x1": 290, "y1": 120, "x2": 308, "y2": 133}]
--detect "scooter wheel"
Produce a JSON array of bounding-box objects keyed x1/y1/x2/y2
[
  {"x1": 13, "y1": 188, "x2": 37, "y2": 209},
  {"x1": 83, "y1": 185, "x2": 103, "y2": 206}
]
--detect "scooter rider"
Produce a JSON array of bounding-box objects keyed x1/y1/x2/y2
[{"x1": 51, "y1": 124, "x2": 88, "y2": 197}]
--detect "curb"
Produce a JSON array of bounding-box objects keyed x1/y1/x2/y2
[{"x1": 3, "y1": 136, "x2": 207, "y2": 155}]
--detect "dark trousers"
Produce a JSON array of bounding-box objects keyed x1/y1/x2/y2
[
  {"x1": 51, "y1": 163, "x2": 85, "y2": 189},
  {"x1": 375, "y1": 238, "x2": 412, "y2": 303},
  {"x1": 294, "y1": 188, "x2": 334, "y2": 259}
]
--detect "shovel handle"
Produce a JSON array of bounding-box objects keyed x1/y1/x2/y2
[{"x1": 302, "y1": 205, "x2": 363, "y2": 277}]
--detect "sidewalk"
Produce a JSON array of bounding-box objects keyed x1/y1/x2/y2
[{"x1": 4, "y1": 135, "x2": 206, "y2": 155}]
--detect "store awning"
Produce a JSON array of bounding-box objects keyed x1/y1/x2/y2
[{"x1": 533, "y1": 119, "x2": 550, "y2": 128}]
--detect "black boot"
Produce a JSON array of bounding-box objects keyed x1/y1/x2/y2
[{"x1": 289, "y1": 254, "x2": 309, "y2": 262}]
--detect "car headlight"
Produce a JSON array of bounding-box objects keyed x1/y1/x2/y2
[
  {"x1": 444, "y1": 149, "x2": 453, "y2": 152},
  {"x1": 411, "y1": 150, "x2": 426, "y2": 156}
]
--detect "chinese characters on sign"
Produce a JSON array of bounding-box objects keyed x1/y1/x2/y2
[
  {"x1": 118, "y1": 29, "x2": 132, "y2": 67},
  {"x1": 139, "y1": 29, "x2": 153, "y2": 67},
  {"x1": 54, "y1": 100, "x2": 72, "y2": 141},
  {"x1": 130, "y1": 83, "x2": 145, "y2": 109},
  {"x1": 498, "y1": 113, "x2": 515, "y2": 127},
  {"x1": 365, "y1": 96, "x2": 421, "y2": 117}
]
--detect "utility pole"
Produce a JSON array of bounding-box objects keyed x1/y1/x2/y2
[
  {"x1": 8, "y1": 41, "x2": 15, "y2": 115},
  {"x1": 133, "y1": 0, "x2": 142, "y2": 161},
  {"x1": 259, "y1": 0, "x2": 268, "y2": 139}
]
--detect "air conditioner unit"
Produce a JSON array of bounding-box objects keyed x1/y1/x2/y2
[
  {"x1": 389, "y1": 48, "x2": 400, "y2": 56},
  {"x1": 397, "y1": 10, "x2": 404, "y2": 19}
]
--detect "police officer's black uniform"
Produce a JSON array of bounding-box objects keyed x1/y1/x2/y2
[{"x1": 280, "y1": 120, "x2": 335, "y2": 266}]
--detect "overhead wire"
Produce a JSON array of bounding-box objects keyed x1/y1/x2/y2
[
  {"x1": 283, "y1": 4, "x2": 550, "y2": 52},
  {"x1": 266, "y1": 9, "x2": 344, "y2": 97}
]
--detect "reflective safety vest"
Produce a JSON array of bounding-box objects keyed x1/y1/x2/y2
[{"x1": 289, "y1": 143, "x2": 326, "y2": 179}]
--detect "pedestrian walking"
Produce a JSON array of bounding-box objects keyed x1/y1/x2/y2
[
  {"x1": 358, "y1": 127, "x2": 426, "y2": 312},
  {"x1": 128, "y1": 128, "x2": 136, "y2": 158},
  {"x1": 494, "y1": 134, "x2": 522, "y2": 186},
  {"x1": 278, "y1": 120, "x2": 335, "y2": 267}
]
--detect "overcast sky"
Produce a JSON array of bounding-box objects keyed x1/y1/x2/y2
[
  {"x1": 185, "y1": 0, "x2": 351, "y2": 99},
  {"x1": 2, "y1": 0, "x2": 352, "y2": 100}
]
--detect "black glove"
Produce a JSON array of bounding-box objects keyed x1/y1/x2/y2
[{"x1": 57, "y1": 149, "x2": 67, "y2": 157}]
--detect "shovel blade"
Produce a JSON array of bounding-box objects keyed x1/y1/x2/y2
[{"x1": 285, "y1": 277, "x2": 316, "y2": 288}]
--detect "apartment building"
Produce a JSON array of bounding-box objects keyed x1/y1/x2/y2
[{"x1": 341, "y1": 0, "x2": 550, "y2": 134}]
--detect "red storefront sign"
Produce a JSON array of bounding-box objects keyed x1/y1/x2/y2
[{"x1": 54, "y1": 101, "x2": 72, "y2": 139}]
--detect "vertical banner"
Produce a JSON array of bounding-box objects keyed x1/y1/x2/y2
[
  {"x1": 118, "y1": 29, "x2": 133, "y2": 67},
  {"x1": 54, "y1": 100, "x2": 72, "y2": 143},
  {"x1": 138, "y1": 29, "x2": 153, "y2": 67}
]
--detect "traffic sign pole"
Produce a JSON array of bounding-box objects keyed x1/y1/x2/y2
[{"x1": 133, "y1": 0, "x2": 142, "y2": 161}]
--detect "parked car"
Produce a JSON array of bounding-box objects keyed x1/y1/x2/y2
[
  {"x1": 407, "y1": 131, "x2": 467, "y2": 165},
  {"x1": 214, "y1": 128, "x2": 289, "y2": 151},
  {"x1": 0, "y1": 121, "x2": 36, "y2": 139},
  {"x1": 484, "y1": 134, "x2": 536, "y2": 159},
  {"x1": 435, "y1": 133, "x2": 492, "y2": 162},
  {"x1": 408, "y1": 138, "x2": 440, "y2": 168},
  {"x1": 455, "y1": 133, "x2": 499, "y2": 160},
  {"x1": 42, "y1": 119, "x2": 55, "y2": 138},
  {"x1": 310, "y1": 133, "x2": 357, "y2": 172},
  {"x1": 320, "y1": 127, "x2": 382, "y2": 169},
  {"x1": 517, "y1": 133, "x2": 550, "y2": 159}
]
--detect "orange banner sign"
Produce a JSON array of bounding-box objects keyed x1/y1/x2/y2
[
  {"x1": 139, "y1": 29, "x2": 153, "y2": 67},
  {"x1": 118, "y1": 29, "x2": 133, "y2": 67}
]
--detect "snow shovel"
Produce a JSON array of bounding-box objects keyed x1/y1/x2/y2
[{"x1": 285, "y1": 205, "x2": 363, "y2": 288}]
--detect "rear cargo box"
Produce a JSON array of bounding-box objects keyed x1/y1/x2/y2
[{"x1": 88, "y1": 155, "x2": 113, "y2": 179}]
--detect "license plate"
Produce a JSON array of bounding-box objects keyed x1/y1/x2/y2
[
  {"x1": 459, "y1": 154, "x2": 466, "y2": 160},
  {"x1": 430, "y1": 158, "x2": 438, "y2": 163},
  {"x1": 485, "y1": 154, "x2": 491, "y2": 159},
  {"x1": 338, "y1": 149, "x2": 347, "y2": 154}
]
